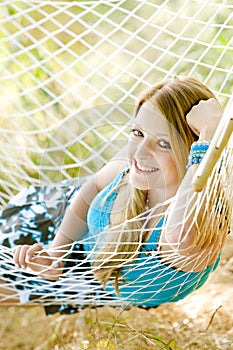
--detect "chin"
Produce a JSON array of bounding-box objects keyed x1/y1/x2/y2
[{"x1": 132, "y1": 184, "x2": 149, "y2": 190}]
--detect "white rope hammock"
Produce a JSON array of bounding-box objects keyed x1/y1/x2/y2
[{"x1": 0, "y1": 0, "x2": 232, "y2": 314}]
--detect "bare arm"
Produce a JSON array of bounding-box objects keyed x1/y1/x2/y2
[
  {"x1": 51, "y1": 150, "x2": 128, "y2": 254},
  {"x1": 159, "y1": 99, "x2": 227, "y2": 270},
  {"x1": 13, "y1": 150, "x2": 128, "y2": 275}
]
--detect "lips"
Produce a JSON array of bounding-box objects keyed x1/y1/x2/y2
[{"x1": 134, "y1": 160, "x2": 159, "y2": 173}]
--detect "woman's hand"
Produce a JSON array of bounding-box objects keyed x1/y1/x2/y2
[
  {"x1": 186, "y1": 98, "x2": 223, "y2": 140},
  {"x1": 12, "y1": 243, "x2": 63, "y2": 280}
]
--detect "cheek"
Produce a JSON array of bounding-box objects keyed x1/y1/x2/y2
[
  {"x1": 167, "y1": 161, "x2": 179, "y2": 183},
  {"x1": 160, "y1": 155, "x2": 179, "y2": 182},
  {"x1": 127, "y1": 140, "x2": 136, "y2": 159},
  {"x1": 169, "y1": 162, "x2": 179, "y2": 178}
]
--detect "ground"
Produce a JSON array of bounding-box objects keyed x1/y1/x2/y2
[{"x1": 0, "y1": 235, "x2": 232, "y2": 350}]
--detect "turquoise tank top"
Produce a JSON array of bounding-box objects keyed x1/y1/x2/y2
[{"x1": 83, "y1": 167, "x2": 220, "y2": 307}]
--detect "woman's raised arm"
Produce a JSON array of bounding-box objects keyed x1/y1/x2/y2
[{"x1": 159, "y1": 98, "x2": 227, "y2": 270}]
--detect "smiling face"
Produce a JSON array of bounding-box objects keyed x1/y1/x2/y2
[{"x1": 128, "y1": 101, "x2": 179, "y2": 199}]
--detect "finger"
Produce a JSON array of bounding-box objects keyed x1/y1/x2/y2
[
  {"x1": 50, "y1": 260, "x2": 63, "y2": 269},
  {"x1": 18, "y1": 245, "x2": 31, "y2": 268},
  {"x1": 26, "y1": 243, "x2": 43, "y2": 261},
  {"x1": 40, "y1": 261, "x2": 64, "y2": 280},
  {"x1": 30, "y1": 253, "x2": 53, "y2": 271},
  {"x1": 187, "y1": 123, "x2": 200, "y2": 136},
  {"x1": 12, "y1": 245, "x2": 22, "y2": 268},
  {"x1": 12, "y1": 246, "x2": 19, "y2": 258},
  {"x1": 12, "y1": 246, "x2": 17, "y2": 255}
]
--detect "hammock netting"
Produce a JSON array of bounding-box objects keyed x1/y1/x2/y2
[{"x1": 0, "y1": 0, "x2": 232, "y2": 313}]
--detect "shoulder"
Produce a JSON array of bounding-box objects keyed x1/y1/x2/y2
[
  {"x1": 95, "y1": 159, "x2": 127, "y2": 192},
  {"x1": 95, "y1": 152, "x2": 128, "y2": 192}
]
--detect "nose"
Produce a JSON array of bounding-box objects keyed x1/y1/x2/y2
[{"x1": 134, "y1": 140, "x2": 153, "y2": 161}]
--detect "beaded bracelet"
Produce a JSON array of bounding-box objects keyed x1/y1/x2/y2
[{"x1": 186, "y1": 140, "x2": 210, "y2": 169}]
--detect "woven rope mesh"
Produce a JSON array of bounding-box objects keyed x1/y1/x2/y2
[
  {"x1": 1, "y1": 0, "x2": 232, "y2": 205},
  {"x1": 0, "y1": 0, "x2": 232, "y2": 309}
]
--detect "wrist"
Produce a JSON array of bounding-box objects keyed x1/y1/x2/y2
[
  {"x1": 186, "y1": 140, "x2": 210, "y2": 169},
  {"x1": 199, "y1": 128, "x2": 215, "y2": 141}
]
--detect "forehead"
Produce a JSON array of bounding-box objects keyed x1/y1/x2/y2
[{"x1": 135, "y1": 101, "x2": 169, "y2": 136}]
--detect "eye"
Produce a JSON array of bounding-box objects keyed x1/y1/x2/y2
[
  {"x1": 158, "y1": 139, "x2": 171, "y2": 149},
  {"x1": 131, "y1": 128, "x2": 144, "y2": 137}
]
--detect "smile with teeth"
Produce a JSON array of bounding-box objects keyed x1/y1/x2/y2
[{"x1": 134, "y1": 160, "x2": 159, "y2": 173}]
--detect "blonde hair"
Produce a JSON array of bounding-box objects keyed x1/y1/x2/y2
[{"x1": 93, "y1": 76, "x2": 218, "y2": 293}]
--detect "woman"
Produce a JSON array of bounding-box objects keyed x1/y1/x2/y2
[{"x1": 0, "y1": 76, "x2": 230, "y2": 315}]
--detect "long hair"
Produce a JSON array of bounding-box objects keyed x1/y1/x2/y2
[{"x1": 93, "y1": 76, "x2": 217, "y2": 293}]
